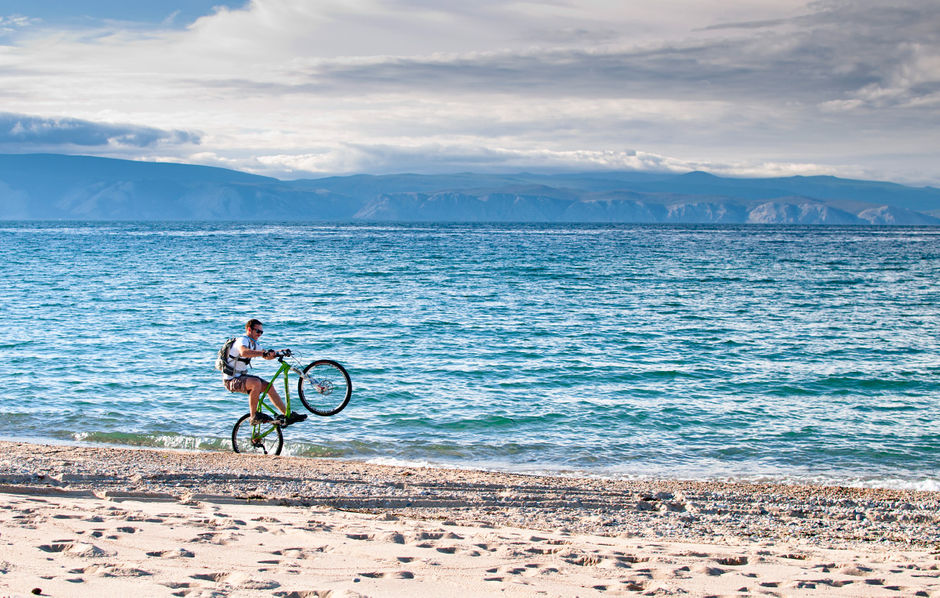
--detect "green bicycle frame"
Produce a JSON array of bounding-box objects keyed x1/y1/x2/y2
[
  {"x1": 257, "y1": 359, "x2": 295, "y2": 418},
  {"x1": 250, "y1": 357, "x2": 306, "y2": 438},
  {"x1": 241, "y1": 358, "x2": 292, "y2": 446}
]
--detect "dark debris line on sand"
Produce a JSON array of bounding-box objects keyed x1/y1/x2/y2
[{"x1": 0, "y1": 441, "x2": 938, "y2": 549}]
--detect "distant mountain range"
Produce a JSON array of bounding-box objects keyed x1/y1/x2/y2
[{"x1": 2, "y1": 153, "x2": 939, "y2": 224}]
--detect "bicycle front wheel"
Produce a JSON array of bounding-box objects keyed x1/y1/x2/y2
[
  {"x1": 297, "y1": 360, "x2": 352, "y2": 416},
  {"x1": 232, "y1": 413, "x2": 283, "y2": 455}
]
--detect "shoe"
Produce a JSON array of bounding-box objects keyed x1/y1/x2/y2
[
  {"x1": 285, "y1": 412, "x2": 307, "y2": 426},
  {"x1": 250, "y1": 412, "x2": 274, "y2": 425},
  {"x1": 276, "y1": 412, "x2": 308, "y2": 427}
]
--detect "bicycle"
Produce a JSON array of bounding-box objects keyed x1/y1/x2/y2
[{"x1": 231, "y1": 349, "x2": 352, "y2": 456}]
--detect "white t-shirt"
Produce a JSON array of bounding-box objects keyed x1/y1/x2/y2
[{"x1": 223, "y1": 335, "x2": 263, "y2": 380}]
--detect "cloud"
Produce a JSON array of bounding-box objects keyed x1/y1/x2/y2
[
  {"x1": 0, "y1": 14, "x2": 35, "y2": 35},
  {"x1": 182, "y1": 0, "x2": 938, "y2": 121},
  {"x1": 0, "y1": 0, "x2": 936, "y2": 183},
  {"x1": 238, "y1": 142, "x2": 847, "y2": 181},
  {"x1": 0, "y1": 113, "x2": 200, "y2": 149},
  {"x1": 277, "y1": 1, "x2": 937, "y2": 108}
]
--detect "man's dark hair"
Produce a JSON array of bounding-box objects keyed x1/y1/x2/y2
[{"x1": 246, "y1": 318, "x2": 263, "y2": 331}]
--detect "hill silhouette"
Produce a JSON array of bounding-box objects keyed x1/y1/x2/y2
[{"x1": 2, "y1": 154, "x2": 939, "y2": 224}]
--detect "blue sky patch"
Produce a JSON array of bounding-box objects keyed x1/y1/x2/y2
[{"x1": 0, "y1": 1, "x2": 245, "y2": 28}]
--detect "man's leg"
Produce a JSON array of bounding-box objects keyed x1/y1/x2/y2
[
  {"x1": 245, "y1": 377, "x2": 263, "y2": 419},
  {"x1": 266, "y1": 385, "x2": 287, "y2": 415},
  {"x1": 246, "y1": 377, "x2": 286, "y2": 416}
]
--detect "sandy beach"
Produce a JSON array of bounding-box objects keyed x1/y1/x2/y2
[{"x1": 1, "y1": 440, "x2": 938, "y2": 597}]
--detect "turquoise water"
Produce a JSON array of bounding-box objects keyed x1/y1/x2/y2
[{"x1": 2, "y1": 222, "x2": 939, "y2": 489}]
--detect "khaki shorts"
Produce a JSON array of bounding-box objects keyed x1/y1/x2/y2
[{"x1": 224, "y1": 375, "x2": 267, "y2": 394}]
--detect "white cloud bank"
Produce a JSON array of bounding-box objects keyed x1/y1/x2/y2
[{"x1": 0, "y1": 0, "x2": 938, "y2": 183}]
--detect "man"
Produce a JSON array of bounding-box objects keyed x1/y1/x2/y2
[{"x1": 222, "y1": 319, "x2": 307, "y2": 426}]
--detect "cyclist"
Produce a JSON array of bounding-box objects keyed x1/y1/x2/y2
[{"x1": 222, "y1": 319, "x2": 307, "y2": 426}]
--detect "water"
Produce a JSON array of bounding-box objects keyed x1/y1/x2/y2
[{"x1": 2, "y1": 222, "x2": 939, "y2": 490}]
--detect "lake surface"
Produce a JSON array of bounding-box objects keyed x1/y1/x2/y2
[{"x1": 2, "y1": 222, "x2": 938, "y2": 489}]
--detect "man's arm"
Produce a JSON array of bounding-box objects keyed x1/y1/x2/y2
[
  {"x1": 239, "y1": 344, "x2": 275, "y2": 359},
  {"x1": 239, "y1": 345, "x2": 264, "y2": 358}
]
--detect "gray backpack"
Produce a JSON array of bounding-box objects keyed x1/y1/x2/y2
[{"x1": 214, "y1": 337, "x2": 249, "y2": 376}]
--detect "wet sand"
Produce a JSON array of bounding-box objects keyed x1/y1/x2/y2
[{"x1": 1, "y1": 440, "x2": 938, "y2": 597}]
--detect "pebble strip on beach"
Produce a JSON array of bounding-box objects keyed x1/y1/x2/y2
[{"x1": 1, "y1": 441, "x2": 938, "y2": 551}]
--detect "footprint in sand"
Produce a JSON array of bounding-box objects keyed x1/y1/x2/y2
[
  {"x1": 622, "y1": 580, "x2": 648, "y2": 591},
  {"x1": 358, "y1": 571, "x2": 415, "y2": 579},
  {"x1": 525, "y1": 545, "x2": 564, "y2": 555},
  {"x1": 189, "y1": 572, "x2": 229, "y2": 583},
  {"x1": 382, "y1": 532, "x2": 406, "y2": 544},
  {"x1": 412, "y1": 530, "x2": 461, "y2": 542},
  {"x1": 146, "y1": 548, "x2": 196, "y2": 558},
  {"x1": 191, "y1": 532, "x2": 217, "y2": 543},
  {"x1": 38, "y1": 542, "x2": 113, "y2": 558},
  {"x1": 82, "y1": 564, "x2": 152, "y2": 577},
  {"x1": 715, "y1": 555, "x2": 748, "y2": 566},
  {"x1": 274, "y1": 547, "x2": 329, "y2": 559},
  {"x1": 304, "y1": 520, "x2": 334, "y2": 532},
  {"x1": 840, "y1": 564, "x2": 874, "y2": 576},
  {"x1": 675, "y1": 550, "x2": 710, "y2": 558},
  {"x1": 561, "y1": 551, "x2": 606, "y2": 567},
  {"x1": 279, "y1": 591, "x2": 369, "y2": 598},
  {"x1": 216, "y1": 571, "x2": 280, "y2": 590},
  {"x1": 692, "y1": 564, "x2": 726, "y2": 576},
  {"x1": 190, "y1": 531, "x2": 239, "y2": 545}
]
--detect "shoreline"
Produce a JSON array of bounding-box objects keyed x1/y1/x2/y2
[
  {"x1": 2, "y1": 440, "x2": 939, "y2": 547},
  {"x1": 12, "y1": 433, "x2": 940, "y2": 494},
  {"x1": 2, "y1": 440, "x2": 939, "y2": 596}
]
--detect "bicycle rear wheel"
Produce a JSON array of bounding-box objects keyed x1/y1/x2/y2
[
  {"x1": 297, "y1": 360, "x2": 352, "y2": 416},
  {"x1": 232, "y1": 413, "x2": 283, "y2": 455}
]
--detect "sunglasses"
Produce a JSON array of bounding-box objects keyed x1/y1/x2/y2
[{"x1": 252, "y1": 328, "x2": 264, "y2": 335}]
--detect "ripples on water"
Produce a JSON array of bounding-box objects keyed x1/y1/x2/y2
[{"x1": 2, "y1": 222, "x2": 938, "y2": 489}]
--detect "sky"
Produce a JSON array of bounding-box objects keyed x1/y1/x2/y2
[{"x1": 0, "y1": 1, "x2": 938, "y2": 184}]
